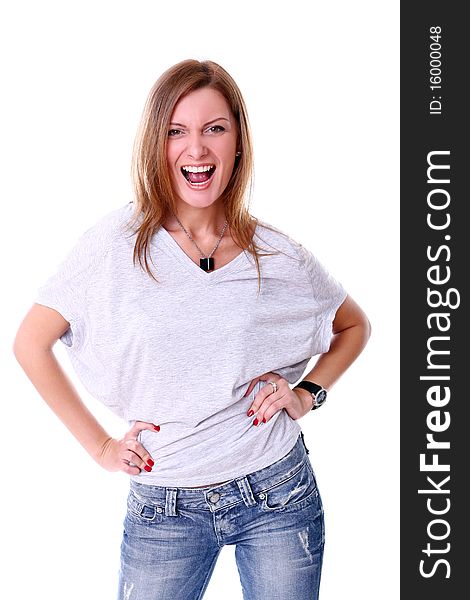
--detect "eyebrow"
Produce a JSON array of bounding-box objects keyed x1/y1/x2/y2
[{"x1": 169, "y1": 117, "x2": 230, "y2": 128}]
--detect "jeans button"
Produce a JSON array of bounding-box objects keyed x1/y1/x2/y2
[
  {"x1": 209, "y1": 492, "x2": 220, "y2": 503},
  {"x1": 259, "y1": 493, "x2": 265, "y2": 499},
  {"x1": 156, "y1": 507, "x2": 163, "y2": 513}
]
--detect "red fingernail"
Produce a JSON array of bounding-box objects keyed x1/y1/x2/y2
[
  {"x1": 247, "y1": 409, "x2": 254, "y2": 417},
  {"x1": 144, "y1": 465, "x2": 152, "y2": 472},
  {"x1": 153, "y1": 425, "x2": 160, "y2": 431},
  {"x1": 262, "y1": 418, "x2": 266, "y2": 423},
  {"x1": 147, "y1": 459, "x2": 154, "y2": 467},
  {"x1": 253, "y1": 418, "x2": 259, "y2": 426}
]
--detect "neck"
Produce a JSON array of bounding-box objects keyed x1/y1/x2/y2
[{"x1": 165, "y1": 204, "x2": 227, "y2": 239}]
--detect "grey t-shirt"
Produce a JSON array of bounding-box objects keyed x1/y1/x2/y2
[{"x1": 35, "y1": 202, "x2": 347, "y2": 486}]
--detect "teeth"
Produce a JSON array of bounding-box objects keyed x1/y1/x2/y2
[{"x1": 181, "y1": 165, "x2": 214, "y2": 173}]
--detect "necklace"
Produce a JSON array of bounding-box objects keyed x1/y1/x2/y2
[{"x1": 173, "y1": 215, "x2": 229, "y2": 272}]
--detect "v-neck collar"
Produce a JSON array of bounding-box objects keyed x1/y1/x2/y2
[{"x1": 152, "y1": 224, "x2": 255, "y2": 285}]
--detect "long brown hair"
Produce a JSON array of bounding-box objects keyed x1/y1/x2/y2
[{"x1": 124, "y1": 59, "x2": 280, "y2": 293}]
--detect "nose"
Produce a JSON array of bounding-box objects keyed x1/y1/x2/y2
[{"x1": 186, "y1": 132, "x2": 208, "y2": 160}]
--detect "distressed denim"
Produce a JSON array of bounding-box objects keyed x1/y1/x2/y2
[{"x1": 117, "y1": 431, "x2": 324, "y2": 600}]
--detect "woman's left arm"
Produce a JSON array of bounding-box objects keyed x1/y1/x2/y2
[
  {"x1": 245, "y1": 295, "x2": 372, "y2": 423},
  {"x1": 303, "y1": 294, "x2": 372, "y2": 391}
]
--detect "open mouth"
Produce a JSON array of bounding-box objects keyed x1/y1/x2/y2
[{"x1": 181, "y1": 165, "x2": 216, "y2": 185}]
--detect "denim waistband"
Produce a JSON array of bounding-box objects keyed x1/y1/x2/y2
[{"x1": 128, "y1": 431, "x2": 312, "y2": 516}]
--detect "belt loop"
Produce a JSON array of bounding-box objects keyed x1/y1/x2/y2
[
  {"x1": 300, "y1": 431, "x2": 310, "y2": 454},
  {"x1": 164, "y1": 488, "x2": 178, "y2": 516},
  {"x1": 236, "y1": 476, "x2": 257, "y2": 507}
]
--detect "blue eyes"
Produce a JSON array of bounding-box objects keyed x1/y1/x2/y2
[{"x1": 168, "y1": 125, "x2": 225, "y2": 137}]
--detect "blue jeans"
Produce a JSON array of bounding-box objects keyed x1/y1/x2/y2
[{"x1": 117, "y1": 432, "x2": 324, "y2": 600}]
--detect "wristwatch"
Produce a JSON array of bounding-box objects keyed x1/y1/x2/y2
[{"x1": 293, "y1": 380, "x2": 328, "y2": 411}]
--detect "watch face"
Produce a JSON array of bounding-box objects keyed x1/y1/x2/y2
[{"x1": 315, "y1": 390, "x2": 327, "y2": 405}]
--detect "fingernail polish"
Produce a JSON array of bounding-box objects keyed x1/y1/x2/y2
[
  {"x1": 144, "y1": 465, "x2": 152, "y2": 472},
  {"x1": 247, "y1": 409, "x2": 254, "y2": 417},
  {"x1": 147, "y1": 459, "x2": 154, "y2": 467},
  {"x1": 253, "y1": 418, "x2": 259, "y2": 426},
  {"x1": 154, "y1": 425, "x2": 160, "y2": 431},
  {"x1": 262, "y1": 418, "x2": 266, "y2": 423}
]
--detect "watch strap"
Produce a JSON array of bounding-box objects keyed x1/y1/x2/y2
[
  {"x1": 294, "y1": 380, "x2": 323, "y2": 396},
  {"x1": 293, "y1": 380, "x2": 327, "y2": 411}
]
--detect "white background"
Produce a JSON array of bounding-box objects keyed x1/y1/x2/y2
[{"x1": 1, "y1": 1, "x2": 399, "y2": 598}]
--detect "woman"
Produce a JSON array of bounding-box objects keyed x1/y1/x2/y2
[{"x1": 13, "y1": 59, "x2": 371, "y2": 599}]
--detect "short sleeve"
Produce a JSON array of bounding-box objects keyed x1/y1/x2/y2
[
  {"x1": 297, "y1": 244, "x2": 348, "y2": 355},
  {"x1": 35, "y1": 225, "x2": 107, "y2": 348}
]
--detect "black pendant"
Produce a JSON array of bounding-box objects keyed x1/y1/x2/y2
[{"x1": 200, "y1": 257, "x2": 214, "y2": 272}]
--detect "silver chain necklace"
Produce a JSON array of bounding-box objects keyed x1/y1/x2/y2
[{"x1": 173, "y1": 215, "x2": 229, "y2": 272}]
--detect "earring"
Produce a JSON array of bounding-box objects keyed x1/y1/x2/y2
[{"x1": 235, "y1": 151, "x2": 242, "y2": 157}]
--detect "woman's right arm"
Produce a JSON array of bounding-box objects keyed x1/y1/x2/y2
[{"x1": 12, "y1": 304, "x2": 157, "y2": 475}]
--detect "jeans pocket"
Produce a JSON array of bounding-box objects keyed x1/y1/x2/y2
[
  {"x1": 259, "y1": 460, "x2": 319, "y2": 513},
  {"x1": 126, "y1": 490, "x2": 164, "y2": 524}
]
